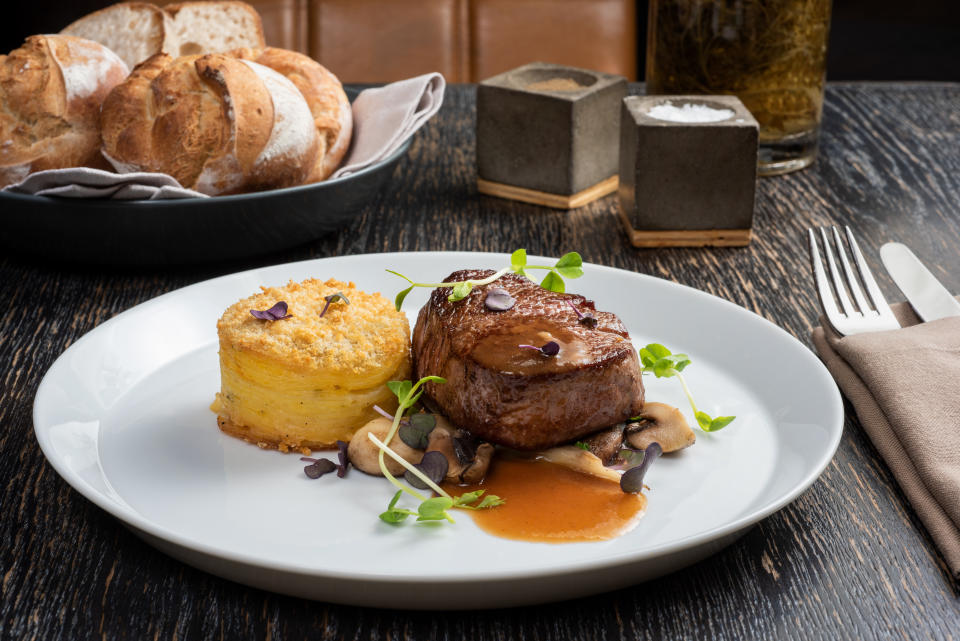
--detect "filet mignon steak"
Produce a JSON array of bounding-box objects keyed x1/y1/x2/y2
[{"x1": 412, "y1": 270, "x2": 644, "y2": 450}]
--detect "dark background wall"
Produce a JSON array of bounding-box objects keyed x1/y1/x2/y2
[{"x1": 3, "y1": 1, "x2": 959, "y2": 81}]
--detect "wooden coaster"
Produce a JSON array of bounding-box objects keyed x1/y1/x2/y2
[
  {"x1": 477, "y1": 175, "x2": 619, "y2": 209},
  {"x1": 619, "y1": 207, "x2": 751, "y2": 247}
]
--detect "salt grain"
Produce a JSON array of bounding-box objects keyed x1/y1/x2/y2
[{"x1": 647, "y1": 102, "x2": 734, "y2": 123}]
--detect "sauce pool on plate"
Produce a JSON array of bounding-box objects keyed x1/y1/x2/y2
[{"x1": 444, "y1": 457, "x2": 646, "y2": 543}]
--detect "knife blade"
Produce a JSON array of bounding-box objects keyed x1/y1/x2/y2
[{"x1": 880, "y1": 242, "x2": 960, "y2": 322}]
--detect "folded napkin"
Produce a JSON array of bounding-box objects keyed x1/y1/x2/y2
[
  {"x1": 812, "y1": 302, "x2": 960, "y2": 578},
  {"x1": 2, "y1": 72, "x2": 446, "y2": 199},
  {"x1": 2, "y1": 167, "x2": 207, "y2": 199},
  {"x1": 331, "y1": 72, "x2": 445, "y2": 179}
]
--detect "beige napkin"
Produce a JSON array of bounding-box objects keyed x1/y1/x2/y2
[
  {"x1": 812, "y1": 302, "x2": 960, "y2": 578},
  {"x1": 2, "y1": 167, "x2": 206, "y2": 199},
  {"x1": 331, "y1": 72, "x2": 445, "y2": 179}
]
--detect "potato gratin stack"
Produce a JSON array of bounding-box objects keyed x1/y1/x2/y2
[{"x1": 211, "y1": 278, "x2": 411, "y2": 452}]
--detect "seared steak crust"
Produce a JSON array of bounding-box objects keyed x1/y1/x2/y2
[{"x1": 412, "y1": 270, "x2": 644, "y2": 450}]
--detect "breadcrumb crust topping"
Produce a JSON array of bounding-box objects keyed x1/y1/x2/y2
[{"x1": 217, "y1": 277, "x2": 410, "y2": 374}]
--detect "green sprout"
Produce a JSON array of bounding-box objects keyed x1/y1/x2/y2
[
  {"x1": 369, "y1": 376, "x2": 504, "y2": 525},
  {"x1": 388, "y1": 249, "x2": 584, "y2": 310},
  {"x1": 637, "y1": 344, "x2": 735, "y2": 432}
]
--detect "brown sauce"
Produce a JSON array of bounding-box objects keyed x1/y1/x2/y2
[
  {"x1": 470, "y1": 322, "x2": 590, "y2": 375},
  {"x1": 443, "y1": 458, "x2": 646, "y2": 543}
]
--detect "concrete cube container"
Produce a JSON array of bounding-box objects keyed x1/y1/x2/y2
[
  {"x1": 618, "y1": 95, "x2": 759, "y2": 247},
  {"x1": 477, "y1": 62, "x2": 627, "y2": 209}
]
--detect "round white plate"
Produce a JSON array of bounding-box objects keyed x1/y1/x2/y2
[{"x1": 33, "y1": 252, "x2": 843, "y2": 609}]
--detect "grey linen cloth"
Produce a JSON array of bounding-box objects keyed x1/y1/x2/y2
[
  {"x1": 2, "y1": 72, "x2": 446, "y2": 198},
  {"x1": 331, "y1": 72, "x2": 445, "y2": 179},
  {"x1": 812, "y1": 301, "x2": 960, "y2": 578},
  {"x1": 2, "y1": 168, "x2": 207, "y2": 199}
]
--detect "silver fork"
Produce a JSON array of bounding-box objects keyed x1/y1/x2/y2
[{"x1": 807, "y1": 226, "x2": 900, "y2": 336}]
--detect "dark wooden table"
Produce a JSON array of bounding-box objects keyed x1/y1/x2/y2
[{"x1": 2, "y1": 82, "x2": 959, "y2": 640}]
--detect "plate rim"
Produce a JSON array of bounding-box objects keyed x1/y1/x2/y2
[{"x1": 32, "y1": 251, "x2": 844, "y2": 585}]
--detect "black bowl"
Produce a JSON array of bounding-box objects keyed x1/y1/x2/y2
[{"x1": 0, "y1": 89, "x2": 411, "y2": 265}]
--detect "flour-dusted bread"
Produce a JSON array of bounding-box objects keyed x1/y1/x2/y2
[
  {"x1": 0, "y1": 35, "x2": 129, "y2": 188},
  {"x1": 230, "y1": 47, "x2": 352, "y2": 181},
  {"x1": 100, "y1": 52, "x2": 318, "y2": 194},
  {"x1": 61, "y1": 1, "x2": 265, "y2": 69},
  {"x1": 165, "y1": 1, "x2": 265, "y2": 56},
  {"x1": 61, "y1": 2, "x2": 175, "y2": 70}
]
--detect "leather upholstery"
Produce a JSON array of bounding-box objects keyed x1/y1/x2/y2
[{"x1": 246, "y1": 0, "x2": 636, "y2": 82}]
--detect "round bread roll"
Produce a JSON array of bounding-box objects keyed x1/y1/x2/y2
[
  {"x1": 100, "y1": 52, "x2": 319, "y2": 195},
  {"x1": 230, "y1": 47, "x2": 352, "y2": 182},
  {"x1": 0, "y1": 35, "x2": 129, "y2": 188}
]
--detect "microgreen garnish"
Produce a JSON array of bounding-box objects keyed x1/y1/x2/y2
[
  {"x1": 300, "y1": 442, "x2": 349, "y2": 479},
  {"x1": 250, "y1": 301, "x2": 292, "y2": 321},
  {"x1": 484, "y1": 287, "x2": 516, "y2": 311},
  {"x1": 575, "y1": 441, "x2": 590, "y2": 450},
  {"x1": 387, "y1": 249, "x2": 584, "y2": 310},
  {"x1": 398, "y1": 413, "x2": 436, "y2": 449},
  {"x1": 518, "y1": 341, "x2": 560, "y2": 357},
  {"x1": 370, "y1": 375, "x2": 504, "y2": 526},
  {"x1": 566, "y1": 299, "x2": 597, "y2": 328},
  {"x1": 638, "y1": 343, "x2": 735, "y2": 432},
  {"x1": 319, "y1": 292, "x2": 349, "y2": 318},
  {"x1": 301, "y1": 457, "x2": 337, "y2": 479},
  {"x1": 620, "y1": 442, "x2": 662, "y2": 493},
  {"x1": 404, "y1": 451, "x2": 449, "y2": 489}
]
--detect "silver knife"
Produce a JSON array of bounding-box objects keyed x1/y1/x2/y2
[{"x1": 880, "y1": 242, "x2": 960, "y2": 322}]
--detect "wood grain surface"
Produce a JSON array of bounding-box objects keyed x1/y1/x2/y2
[{"x1": 2, "y1": 83, "x2": 959, "y2": 640}]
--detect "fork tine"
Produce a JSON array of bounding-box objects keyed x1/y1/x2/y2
[
  {"x1": 844, "y1": 226, "x2": 894, "y2": 316},
  {"x1": 831, "y1": 226, "x2": 873, "y2": 313},
  {"x1": 808, "y1": 229, "x2": 843, "y2": 327},
  {"x1": 819, "y1": 227, "x2": 858, "y2": 317}
]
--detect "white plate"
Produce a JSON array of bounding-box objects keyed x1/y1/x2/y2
[{"x1": 33, "y1": 252, "x2": 842, "y2": 609}]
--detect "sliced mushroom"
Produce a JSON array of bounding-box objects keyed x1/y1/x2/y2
[
  {"x1": 534, "y1": 446, "x2": 622, "y2": 483},
  {"x1": 582, "y1": 423, "x2": 626, "y2": 464},
  {"x1": 625, "y1": 402, "x2": 695, "y2": 453},
  {"x1": 425, "y1": 426, "x2": 494, "y2": 484},
  {"x1": 348, "y1": 417, "x2": 424, "y2": 476}
]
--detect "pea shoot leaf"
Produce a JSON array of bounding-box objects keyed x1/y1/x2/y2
[
  {"x1": 511, "y1": 249, "x2": 528, "y2": 272},
  {"x1": 394, "y1": 285, "x2": 413, "y2": 311},
  {"x1": 449, "y1": 281, "x2": 472, "y2": 301},
  {"x1": 417, "y1": 497, "x2": 454, "y2": 521},
  {"x1": 379, "y1": 490, "x2": 418, "y2": 523},
  {"x1": 541, "y1": 270, "x2": 565, "y2": 293},
  {"x1": 387, "y1": 380, "x2": 412, "y2": 402},
  {"x1": 554, "y1": 252, "x2": 584, "y2": 278}
]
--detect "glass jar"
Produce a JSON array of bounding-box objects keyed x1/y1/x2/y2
[{"x1": 646, "y1": 0, "x2": 832, "y2": 175}]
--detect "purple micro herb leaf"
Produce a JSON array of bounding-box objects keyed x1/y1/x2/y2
[
  {"x1": 319, "y1": 292, "x2": 350, "y2": 318},
  {"x1": 336, "y1": 440, "x2": 350, "y2": 478},
  {"x1": 303, "y1": 458, "x2": 337, "y2": 479},
  {"x1": 565, "y1": 299, "x2": 597, "y2": 328},
  {"x1": 484, "y1": 287, "x2": 516, "y2": 311},
  {"x1": 404, "y1": 451, "x2": 449, "y2": 490},
  {"x1": 620, "y1": 442, "x2": 663, "y2": 493},
  {"x1": 398, "y1": 413, "x2": 436, "y2": 449},
  {"x1": 250, "y1": 301, "x2": 292, "y2": 321},
  {"x1": 518, "y1": 341, "x2": 560, "y2": 357}
]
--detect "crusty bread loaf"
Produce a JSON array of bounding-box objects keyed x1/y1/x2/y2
[
  {"x1": 100, "y1": 52, "x2": 319, "y2": 194},
  {"x1": 230, "y1": 47, "x2": 352, "y2": 181},
  {"x1": 0, "y1": 35, "x2": 129, "y2": 188},
  {"x1": 165, "y1": 1, "x2": 265, "y2": 56},
  {"x1": 61, "y1": 1, "x2": 265, "y2": 69},
  {"x1": 61, "y1": 3, "x2": 175, "y2": 70}
]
